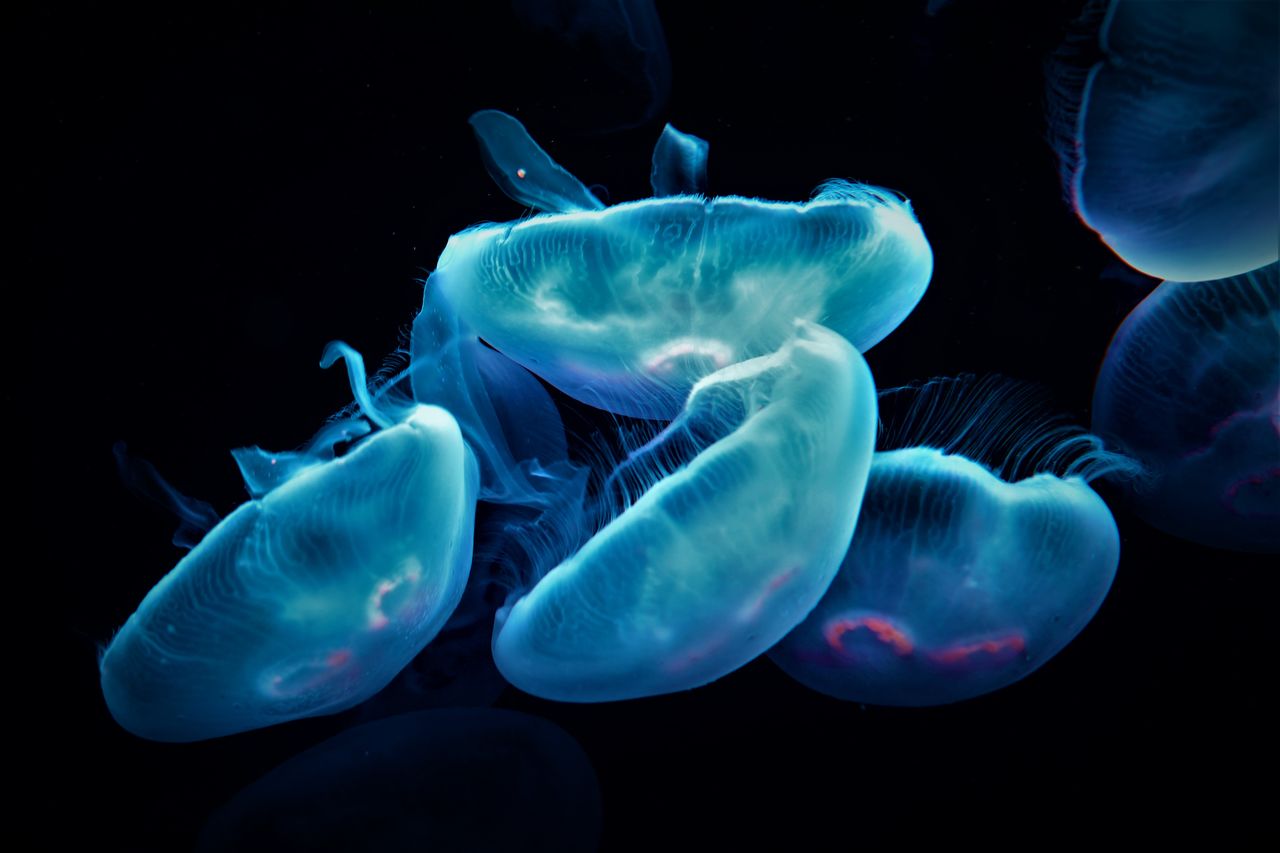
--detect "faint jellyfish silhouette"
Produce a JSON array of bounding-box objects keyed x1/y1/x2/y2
[
  {"x1": 1092, "y1": 262, "x2": 1279, "y2": 553},
  {"x1": 430, "y1": 110, "x2": 932, "y2": 419},
  {"x1": 409, "y1": 264, "x2": 588, "y2": 510},
  {"x1": 100, "y1": 348, "x2": 479, "y2": 741},
  {"x1": 511, "y1": 0, "x2": 670, "y2": 130},
  {"x1": 200, "y1": 708, "x2": 601, "y2": 853},
  {"x1": 491, "y1": 322, "x2": 878, "y2": 702},
  {"x1": 1046, "y1": 0, "x2": 1279, "y2": 281},
  {"x1": 770, "y1": 375, "x2": 1136, "y2": 706},
  {"x1": 113, "y1": 441, "x2": 221, "y2": 549}
]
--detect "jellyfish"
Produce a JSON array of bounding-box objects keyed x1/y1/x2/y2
[
  {"x1": 1046, "y1": 0, "x2": 1279, "y2": 281},
  {"x1": 348, "y1": 565, "x2": 508, "y2": 721},
  {"x1": 649, "y1": 122, "x2": 709, "y2": 196},
  {"x1": 409, "y1": 267, "x2": 587, "y2": 510},
  {"x1": 491, "y1": 321, "x2": 878, "y2": 702},
  {"x1": 511, "y1": 0, "x2": 670, "y2": 130},
  {"x1": 350, "y1": 497, "x2": 567, "y2": 721},
  {"x1": 426, "y1": 110, "x2": 932, "y2": 419},
  {"x1": 99, "y1": 399, "x2": 479, "y2": 741},
  {"x1": 200, "y1": 708, "x2": 601, "y2": 852},
  {"x1": 1092, "y1": 262, "x2": 1279, "y2": 553},
  {"x1": 769, "y1": 376, "x2": 1134, "y2": 706}
]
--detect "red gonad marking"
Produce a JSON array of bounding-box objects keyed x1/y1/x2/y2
[
  {"x1": 929, "y1": 634, "x2": 1026, "y2": 666},
  {"x1": 824, "y1": 615, "x2": 914, "y2": 656}
]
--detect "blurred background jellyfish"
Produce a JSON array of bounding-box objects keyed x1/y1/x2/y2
[
  {"x1": 1092, "y1": 262, "x2": 1279, "y2": 554},
  {"x1": 426, "y1": 110, "x2": 932, "y2": 419},
  {"x1": 349, "y1": 548, "x2": 508, "y2": 722},
  {"x1": 200, "y1": 708, "x2": 601, "y2": 853},
  {"x1": 492, "y1": 322, "x2": 878, "y2": 702},
  {"x1": 770, "y1": 375, "x2": 1135, "y2": 706},
  {"x1": 511, "y1": 0, "x2": 670, "y2": 131},
  {"x1": 1045, "y1": 0, "x2": 1279, "y2": 281},
  {"x1": 113, "y1": 441, "x2": 222, "y2": 549},
  {"x1": 100, "y1": 392, "x2": 479, "y2": 741}
]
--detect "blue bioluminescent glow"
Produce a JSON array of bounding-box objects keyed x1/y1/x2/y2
[
  {"x1": 1092, "y1": 262, "x2": 1279, "y2": 554},
  {"x1": 100, "y1": 405, "x2": 479, "y2": 741},
  {"x1": 1047, "y1": 0, "x2": 1279, "y2": 281},
  {"x1": 770, "y1": 376, "x2": 1132, "y2": 706},
  {"x1": 437, "y1": 110, "x2": 932, "y2": 418},
  {"x1": 68, "y1": 6, "x2": 1280, "y2": 845},
  {"x1": 491, "y1": 322, "x2": 877, "y2": 702}
]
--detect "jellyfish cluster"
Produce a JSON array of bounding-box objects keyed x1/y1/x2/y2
[
  {"x1": 105, "y1": 106, "x2": 1128, "y2": 734},
  {"x1": 1048, "y1": 0, "x2": 1279, "y2": 553},
  {"x1": 97, "y1": 1, "x2": 1277, "y2": 844}
]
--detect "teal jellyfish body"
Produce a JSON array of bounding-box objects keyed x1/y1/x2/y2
[
  {"x1": 1047, "y1": 0, "x2": 1279, "y2": 281},
  {"x1": 769, "y1": 376, "x2": 1133, "y2": 706},
  {"x1": 492, "y1": 322, "x2": 878, "y2": 701},
  {"x1": 438, "y1": 111, "x2": 932, "y2": 418},
  {"x1": 769, "y1": 448, "x2": 1121, "y2": 706},
  {"x1": 409, "y1": 278, "x2": 582, "y2": 508},
  {"x1": 1092, "y1": 263, "x2": 1279, "y2": 553},
  {"x1": 100, "y1": 406, "x2": 479, "y2": 741}
]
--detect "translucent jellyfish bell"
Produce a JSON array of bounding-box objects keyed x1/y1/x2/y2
[
  {"x1": 492, "y1": 322, "x2": 877, "y2": 702},
  {"x1": 770, "y1": 376, "x2": 1134, "y2": 706},
  {"x1": 1092, "y1": 262, "x2": 1279, "y2": 553},
  {"x1": 429, "y1": 110, "x2": 932, "y2": 418},
  {"x1": 1046, "y1": 0, "x2": 1279, "y2": 281},
  {"x1": 100, "y1": 404, "x2": 479, "y2": 741}
]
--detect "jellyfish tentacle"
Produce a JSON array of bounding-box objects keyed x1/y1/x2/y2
[
  {"x1": 113, "y1": 441, "x2": 221, "y2": 548},
  {"x1": 650, "y1": 124, "x2": 709, "y2": 196},
  {"x1": 231, "y1": 417, "x2": 373, "y2": 499},
  {"x1": 320, "y1": 340, "x2": 393, "y2": 429},
  {"x1": 468, "y1": 110, "x2": 604, "y2": 213}
]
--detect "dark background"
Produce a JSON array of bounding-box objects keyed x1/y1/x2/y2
[{"x1": 28, "y1": 1, "x2": 1273, "y2": 848}]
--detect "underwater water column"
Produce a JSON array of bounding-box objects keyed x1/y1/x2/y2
[{"x1": 201, "y1": 708, "x2": 600, "y2": 852}]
